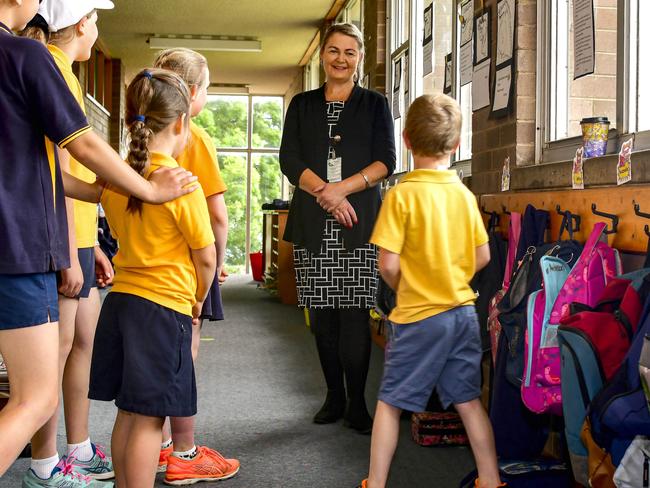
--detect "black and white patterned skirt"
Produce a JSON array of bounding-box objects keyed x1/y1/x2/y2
[{"x1": 293, "y1": 218, "x2": 378, "y2": 309}]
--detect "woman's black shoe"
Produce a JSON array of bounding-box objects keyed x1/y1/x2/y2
[
  {"x1": 313, "y1": 391, "x2": 346, "y2": 424},
  {"x1": 343, "y1": 407, "x2": 373, "y2": 434}
]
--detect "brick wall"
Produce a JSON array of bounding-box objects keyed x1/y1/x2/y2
[
  {"x1": 363, "y1": 0, "x2": 387, "y2": 94},
  {"x1": 470, "y1": 0, "x2": 538, "y2": 195},
  {"x1": 85, "y1": 97, "x2": 110, "y2": 142},
  {"x1": 109, "y1": 59, "x2": 126, "y2": 155}
]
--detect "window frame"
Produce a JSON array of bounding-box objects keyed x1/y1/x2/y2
[
  {"x1": 208, "y1": 93, "x2": 284, "y2": 272},
  {"x1": 536, "y1": 0, "x2": 650, "y2": 164},
  {"x1": 387, "y1": 0, "x2": 471, "y2": 175}
]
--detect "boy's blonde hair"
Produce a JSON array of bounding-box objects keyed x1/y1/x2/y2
[
  {"x1": 404, "y1": 94, "x2": 462, "y2": 158},
  {"x1": 153, "y1": 48, "x2": 208, "y2": 88}
]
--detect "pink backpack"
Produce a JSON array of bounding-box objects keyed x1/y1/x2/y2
[
  {"x1": 521, "y1": 222, "x2": 622, "y2": 415},
  {"x1": 488, "y1": 212, "x2": 522, "y2": 365}
]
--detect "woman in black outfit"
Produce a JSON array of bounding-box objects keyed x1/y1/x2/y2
[{"x1": 280, "y1": 22, "x2": 396, "y2": 434}]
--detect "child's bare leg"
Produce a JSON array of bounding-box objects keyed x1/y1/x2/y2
[
  {"x1": 161, "y1": 417, "x2": 172, "y2": 443},
  {"x1": 112, "y1": 410, "x2": 134, "y2": 488},
  {"x1": 0, "y1": 322, "x2": 59, "y2": 475},
  {"x1": 170, "y1": 416, "x2": 195, "y2": 452},
  {"x1": 31, "y1": 297, "x2": 78, "y2": 460},
  {"x1": 367, "y1": 400, "x2": 401, "y2": 488},
  {"x1": 123, "y1": 413, "x2": 164, "y2": 486},
  {"x1": 63, "y1": 288, "x2": 100, "y2": 444},
  {"x1": 454, "y1": 398, "x2": 501, "y2": 488}
]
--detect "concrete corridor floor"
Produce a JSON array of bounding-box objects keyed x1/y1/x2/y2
[{"x1": 4, "y1": 275, "x2": 475, "y2": 487}]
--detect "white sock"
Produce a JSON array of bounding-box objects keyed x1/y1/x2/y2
[
  {"x1": 172, "y1": 445, "x2": 197, "y2": 460},
  {"x1": 161, "y1": 438, "x2": 173, "y2": 450},
  {"x1": 30, "y1": 454, "x2": 59, "y2": 480},
  {"x1": 67, "y1": 438, "x2": 94, "y2": 462}
]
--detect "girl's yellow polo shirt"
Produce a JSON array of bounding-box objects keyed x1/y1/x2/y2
[
  {"x1": 100, "y1": 152, "x2": 215, "y2": 316},
  {"x1": 176, "y1": 121, "x2": 227, "y2": 197},
  {"x1": 47, "y1": 44, "x2": 98, "y2": 249}
]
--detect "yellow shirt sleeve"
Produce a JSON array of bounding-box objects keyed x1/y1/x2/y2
[
  {"x1": 370, "y1": 188, "x2": 405, "y2": 254},
  {"x1": 178, "y1": 125, "x2": 228, "y2": 197},
  {"x1": 171, "y1": 186, "x2": 215, "y2": 250}
]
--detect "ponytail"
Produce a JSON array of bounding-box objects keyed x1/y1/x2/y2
[{"x1": 125, "y1": 68, "x2": 191, "y2": 213}]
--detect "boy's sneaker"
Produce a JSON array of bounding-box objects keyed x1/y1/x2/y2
[
  {"x1": 158, "y1": 444, "x2": 174, "y2": 473},
  {"x1": 72, "y1": 444, "x2": 114, "y2": 480},
  {"x1": 22, "y1": 457, "x2": 114, "y2": 487},
  {"x1": 164, "y1": 446, "x2": 240, "y2": 485}
]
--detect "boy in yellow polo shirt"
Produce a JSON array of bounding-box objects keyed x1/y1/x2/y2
[{"x1": 359, "y1": 94, "x2": 503, "y2": 488}]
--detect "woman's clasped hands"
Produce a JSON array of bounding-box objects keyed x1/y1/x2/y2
[{"x1": 314, "y1": 182, "x2": 358, "y2": 229}]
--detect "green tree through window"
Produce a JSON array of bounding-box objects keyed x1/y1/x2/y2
[{"x1": 194, "y1": 96, "x2": 283, "y2": 273}]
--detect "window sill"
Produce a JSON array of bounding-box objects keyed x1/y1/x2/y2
[{"x1": 510, "y1": 148, "x2": 650, "y2": 190}]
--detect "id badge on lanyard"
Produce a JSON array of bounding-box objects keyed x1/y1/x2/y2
[{"x1": 327, "y1": 134, "x2": 342, "y2": 183}]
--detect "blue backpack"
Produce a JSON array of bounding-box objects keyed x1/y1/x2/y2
[{"x1": 589, "y1": 273, "x2": 650, "y2": 465}]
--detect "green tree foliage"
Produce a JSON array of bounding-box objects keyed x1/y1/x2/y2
[{"x1": 194, "y1": 97, "x2": 283, "y2": 272}]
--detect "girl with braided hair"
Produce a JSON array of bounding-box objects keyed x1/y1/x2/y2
[{"x1": 88, "y1": 68, "x2": 217, "y2": 488}]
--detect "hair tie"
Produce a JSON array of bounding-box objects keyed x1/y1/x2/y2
[
  {"x1": 134, "y1": 115, "x2": 146, "y2": 122},
  {"x1": 143, "y1": 70, "x2": 153, "y2": 80}
]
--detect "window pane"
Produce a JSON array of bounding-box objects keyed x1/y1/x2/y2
[
  {"x1": 423, "y1": 0, "x2": 453, "y2": 95},
  {"x1": 636, "y1": 1, "x2": 650, "y2": 131},
  {"x1": 347, "y1": 0, "x2": 362, "y2": 29},
  {"x1": 250, "y1": 154, "x2": 282, "y2": 253},
  {"x1": 252, "y1": 97, "x2": 283, "y2": 149},
  {"x1": 201, "y1": 95, "x2": 248, "y2": 148},
  {"x1": 217, "y1": 152, "x2": 248, "y2": 271},
  {"x1": 549, "y1": 0, "x2": 617, "y2": 141}
]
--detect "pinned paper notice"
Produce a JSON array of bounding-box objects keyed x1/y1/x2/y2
[
  {"x1": 572, "y1": 147, "x2": 584, "y2": 190},
  {"x1": 501, "y1": 156, "x2": 510, "y2": 192},
  {"x1": 617, "y1": 137, "x2": 634, "y2": 186}
]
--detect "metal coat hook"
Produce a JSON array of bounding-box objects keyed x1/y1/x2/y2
[
  {"x1": 591, "y1": 204, "x2": 618, "y2": 235},
  {"x1": 556, "y1": 205, "x2": 581, "y2": 238},
  {"x1": 502, "y1": 204, "x2": 511, "y2": 216},
  {"x1": 633, "y1": 200, "x2": 650, "y2": 237},
  {"x1": 481, "y1": 205, "x2": 499, "y2": 232}
]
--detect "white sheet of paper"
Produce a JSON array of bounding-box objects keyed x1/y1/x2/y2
[
  {"x1": 459, "y1": 42, "x2": 473, "y2": 86},
  {"x1": 327, "y1": 157, "x2": 342, "y2": 183},
  {"x1": 496, "y1": 0, "x2": 515, "y2": 65},
  {"x1": 392, "y1": 58, "x2": 401, "y2": 118},
  {"x1": 444, "y1": 54, "x2": 453, "y2": 93},
  {"x1": 573, "y1": 0, "x2": 595, "y2": 79},
  {"x1": 423, "y1": 42, "x2": 433, "y2": 76},
  {"x1": 475, "y1": 12, "x2": 489, "y2": 62},
  {"x1": 472, "y1": 58, "x2": 491, "y2": 111},
  {"x1": 492, "y1": 64, "x2": 512, "y2": 112},
  {"x1": 460, "y1": 0, "x2": 474, "y2": 46}
]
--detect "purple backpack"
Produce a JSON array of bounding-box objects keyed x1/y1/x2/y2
[{"x1": 521, "y1": 223, "x2": 622, "y2": 415}]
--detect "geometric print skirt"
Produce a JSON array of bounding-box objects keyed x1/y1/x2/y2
[{"x1": 293, "y1": 217, "x2": 378, "y2": 309}]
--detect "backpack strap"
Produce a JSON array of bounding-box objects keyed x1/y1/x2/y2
[
  {"x1": 503, "y1": 212, "x2": 522, "y2": 288},
  {"x1": 541, "y1": 255, "x2": 572, "y2": 321},
  {"x1": 583, "y1": 222, "x2": 608, "y2": 254}
]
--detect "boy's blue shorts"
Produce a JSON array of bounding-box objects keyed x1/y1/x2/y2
[
  {"x1": 378, "y1": 305, "x2": 482, "y2": 412},
  {"x1": 89, "y1": 292, "x2": 197, "y2": 418},
  {"x1": 0, "y1": 272, "x2": 59, "y2": 329}
]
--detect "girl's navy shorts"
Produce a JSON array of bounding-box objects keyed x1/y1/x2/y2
[
  {"x1": 0, "y1": 272, "x2": 59, "y2": 329},
  {"x1": 89, "y1": 292, "x2": 196, "y2": 418}
]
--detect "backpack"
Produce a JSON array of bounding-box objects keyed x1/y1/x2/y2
[
  {"x1": 613, "y1": 436, "x2": 650, "y2": 488},
  {"x1": 487, "y1": 212, "x2": 522, "y2": 364},
  {"x1": 557, "y1": 269, "x2": 650, "y2": 486},
  {"x1": 521, "y1": 223, "x2": 622, "y2": 415},
  {"x1": 590, "y1": 281, "x2": 650, "y2": 465}
]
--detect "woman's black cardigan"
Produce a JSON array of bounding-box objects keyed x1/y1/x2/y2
[{"x1": 279, "y1": 84, "x2": 396, "y2": 255}]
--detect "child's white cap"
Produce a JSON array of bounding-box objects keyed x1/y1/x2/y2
[{"x1": 39, "y1": 0, "x2": 114, "y2": 32}]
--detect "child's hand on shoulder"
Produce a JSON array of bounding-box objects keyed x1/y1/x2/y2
[{"x1": 148, "y1": 167, "x2": 199, "y2": 203}]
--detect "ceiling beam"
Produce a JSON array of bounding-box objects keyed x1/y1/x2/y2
[{"x1": 298, "y1": 0, "x2": 346, "y2": 66}]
